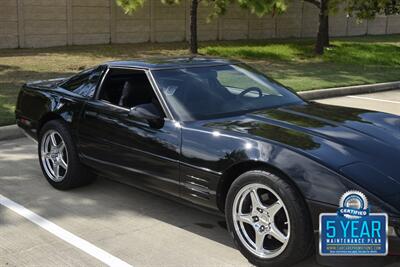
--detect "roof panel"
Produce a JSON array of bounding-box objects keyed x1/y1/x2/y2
[{"x1": 106, "y1": 56, "x2": 238, "y2": 70}]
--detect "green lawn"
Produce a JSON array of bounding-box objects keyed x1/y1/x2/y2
[{"x1": 1, "y1": 35, "x2": 400, "y2": 126}]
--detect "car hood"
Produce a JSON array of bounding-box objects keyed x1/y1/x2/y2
[{"x1": 202, "y1": 102, "x2": 400, "y2": 197}]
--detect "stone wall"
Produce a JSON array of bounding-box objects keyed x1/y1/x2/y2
[{"x1": 1, "y1": 0, "x2": 400, "y2": 49}]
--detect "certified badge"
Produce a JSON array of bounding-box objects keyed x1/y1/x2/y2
[{"x1": 319, "y1": 190, "x2": 388, "y2": 256}]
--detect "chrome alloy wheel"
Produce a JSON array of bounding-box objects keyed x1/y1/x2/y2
[
  {"x1": 41, "y1": 130, "x2": 68, "y2": 182},
  {"x1": 232, "y1": 183, "x2": 290, "y2": 258}
]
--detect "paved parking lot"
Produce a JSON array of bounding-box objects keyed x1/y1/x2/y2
[
  {"x1": 317, "y1": 89, "x2": 400, "y2": 115},
  {"x1": 0, "y1": 89, "x2": 399, "y2": 267}
]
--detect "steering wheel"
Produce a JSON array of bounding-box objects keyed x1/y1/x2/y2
[{"x1": 237, "y1": 87, "x2": 263, "y2": 99}]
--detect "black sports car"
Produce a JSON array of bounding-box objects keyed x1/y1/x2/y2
[{"x1": 15, "y1": 57, "x2": 400, "y2": 266}]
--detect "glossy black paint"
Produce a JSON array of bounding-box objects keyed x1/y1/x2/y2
[
  {"x1": 78, "y1": 100, "x2": 181, "y2": 197},
  {"x1": 15, "y1": 58, "x2": 400, "y2": 235}
]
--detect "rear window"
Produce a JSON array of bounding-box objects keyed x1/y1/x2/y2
[{"x1": 61, "y1": 66, "x2": 105, "y2": 98}]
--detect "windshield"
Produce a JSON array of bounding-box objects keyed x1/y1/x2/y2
[{"x1": 152, "y1": 64, "x2": 303, "y2": 121}]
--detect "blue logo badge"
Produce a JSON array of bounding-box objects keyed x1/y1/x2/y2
[{"x1": 319, "y1": 190, "x2": 388, "y2": 256}]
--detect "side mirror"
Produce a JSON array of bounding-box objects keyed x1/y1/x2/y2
[{"x1": 129, "y1": 103, "x2": 162, "y2": 121}]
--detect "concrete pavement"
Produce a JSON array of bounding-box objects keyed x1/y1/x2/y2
[
  {"x1": 0, "y1": 138, "x2": 324, "y2": 267},
  {"x1": 317, "y1": 89, "x2": 400, "y2": 115},
  {"x1": 0, "y1": 139, "x2": 251, "y2": 267},
  {"x1": 1, "y1": 89, "x2": 400, "y2": 266}
]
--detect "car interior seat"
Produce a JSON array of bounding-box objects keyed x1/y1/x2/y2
[{"x1": 119, "y1": 75, "x2": 156, "y2": 108}]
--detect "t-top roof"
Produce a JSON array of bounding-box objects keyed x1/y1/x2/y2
[{"x1": 106, "y1": 56, "x2": 239, "y2": 70}]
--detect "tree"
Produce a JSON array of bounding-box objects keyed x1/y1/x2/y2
[
  {"x1": 313, "y1": 0, "x2": 400, "y2": 53},
  {"x1": 237, "y1": 0, "x2": 333, "y2": 54},
  {"x1": 116, "y1": 0, "x2": 233, "y2": 54},
  {"x1": 296, "y1": 0, "x2": 332, "y2": 54},
  {"x1": 345, "y1": 0, "x2": 400, "y2": 19}
]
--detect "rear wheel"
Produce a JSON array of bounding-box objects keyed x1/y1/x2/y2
[
  {"x1": 225, "y1": 170, "x2": 313, "y2": 267},
  {"x1": 38, "y1": 120, "x2": 95, "y2": 190}
]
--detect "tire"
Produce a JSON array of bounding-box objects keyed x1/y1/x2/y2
[
  {"x1": 225, "y1": 170, "x2": 313, "y2": 267},
  {"x1": 38, "y1": 120, "x2": 95, "y2": 190}
]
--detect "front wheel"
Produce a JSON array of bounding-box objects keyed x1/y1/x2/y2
[
  {"x1": 38, "y1": 120, "x2": 95, "y2": 190},
  {"x1": 225, "y1": 170, "x2": 313, "y2": 267}
]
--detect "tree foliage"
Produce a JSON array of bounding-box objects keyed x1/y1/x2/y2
[
  {"x1": 345, "y1": 0, "x2": 400, "y2": 19},
  {"x1": 236, "y1": 0, "x2": 288, "y2": 17},
  {"x1": 116, "y1": 0, "x2": 235, "y2": 19},
  {"x1": 116, "y1": 0, "x2": 146, "y2": 14},
  {"x1": 116, "y1": 0, "x2": 237, "y2": 53}
]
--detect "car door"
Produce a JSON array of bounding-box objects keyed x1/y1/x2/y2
[{"x1": 77, "y1": 67, "x2": 181, "y2": 197}]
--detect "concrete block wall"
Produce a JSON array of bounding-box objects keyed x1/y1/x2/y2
[
  {"x1": 71, "y1": 0, "x2": 111, "y2": 45},
  {"x1": 0, "y1": 0, "x2": 19, "y2": 48},
  {"x1": 114, "y1": 1, "x2": 151, "y2": 43},
  {"x1": 1, "y1": 0, "x2": 400, "y2": 49},
  {"x1": 367, "y1": 16, "x2": 387, "y2": 35},
  {"x1": 22, "y1": 0, "x2": 68, "y2": 47},
  {"x1": 248, "y1": 15, "x2": 275, "y2": 40},
  {"x1": 220, "y1": 4, "x2": 249, "y2": 40},
  {"x1": 347, "y1": 17, "x2": 367, "y2": 36},
  {"x1": 276, "y1": 1, "x2": 303, "y2": 38},
  {"x1": 387, "y1": 15, "x2": 400, "y2": 34},
  {"x1": 196, "y1": 3, "x2": 218, "y2": 41},
  {"x1": 329, "y1": 7, "x2": 348, "y2": 37},
  {"x1": 301, "y1": 1, "x2": 319, "y2": 37}
]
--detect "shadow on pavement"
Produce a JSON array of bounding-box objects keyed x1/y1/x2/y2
[{"x1": 0, "y1": 138, "x2": 399, "y2": 266}]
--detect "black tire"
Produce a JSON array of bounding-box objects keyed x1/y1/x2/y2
[
  {"x1": 225, "y1": 170, "x2": 314, "y2": 267},
  {"x1": 38, "y1": 120, "x2": 95, "y2": 190}
]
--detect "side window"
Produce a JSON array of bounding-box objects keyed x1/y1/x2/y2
[
  {"x1": 98, "y1": 68, "x2": 160, "y2": 108},
  {"x1": 62, "y1": 66, "x2": 105, "y2": 98}
]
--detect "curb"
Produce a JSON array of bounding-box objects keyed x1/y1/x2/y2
[
  {"x1": 0, "y1": 124, "x2": 24, "y2": 141},
  {"x1": 298, "y1": 81, "x2": 400, "y2": 100}
]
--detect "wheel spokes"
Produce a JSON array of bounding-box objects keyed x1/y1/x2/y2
[
  {"x1": 59, "y1": 157, "x2": 67, "y2": 170},
  {"x1": 54, "y1": 163, "x2": 61, "y2": 179},
  {"x1": 270, "y1": 224, "x2": 288, "y2": 244},
  {"x1": 266, "y1": 201, "x2": 283, "y2": 219},
  {"x1": 41, "y1": 130, "x2": 68, "y2": 182},
  {"x1": 57, "y1": 142, "x2": 65, "y2": 153},
  {"x1": 236, "y1": 213, "x2": 253, "y2": 224},
  {"x1": 50, "y1": 132, "x2": 58, "y2": 147},
  {"x1": 255, "y1": 231, "x2": 266, "y2": 253},
  {"x1": 249, "y1": 189, "x2": 264, "y2": 211}
]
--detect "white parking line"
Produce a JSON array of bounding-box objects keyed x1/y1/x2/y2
[
  {"x1": 347, "y1": 95, "x2": 400, "y2": 104},
  {"x1": 0, "y1": 194, "x2": 132, "y2": 267}
]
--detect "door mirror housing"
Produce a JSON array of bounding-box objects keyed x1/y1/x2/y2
[{"x1": 129, "y1": 103, "x2": 163, "y2": 121}]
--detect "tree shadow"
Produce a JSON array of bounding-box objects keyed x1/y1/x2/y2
[{"x1": 0, "y1": 43, "x2": 189, "y2": 59}]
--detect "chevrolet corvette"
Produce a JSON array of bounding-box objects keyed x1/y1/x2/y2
[{"x1": 15, "y1": 57, "x2": 400, "y2": 266}]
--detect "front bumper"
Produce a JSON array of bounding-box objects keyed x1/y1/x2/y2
[
  {"x1": 389, "y1": 235, "x2": 400, "y2": 256},
  {"x1": 389, "y1": 226, "x2": 400, "y2": 255}
]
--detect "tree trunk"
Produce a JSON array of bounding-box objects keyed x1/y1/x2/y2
[
  {"x1": 322, "y1": 14, "x2": 330, "y2": 47},
  {"x1": 315, "y1": 0, "x2": 329, "y2": 55},
  {"x1": 189, "y1": 0, "x2": 198, "y2": 54}
]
